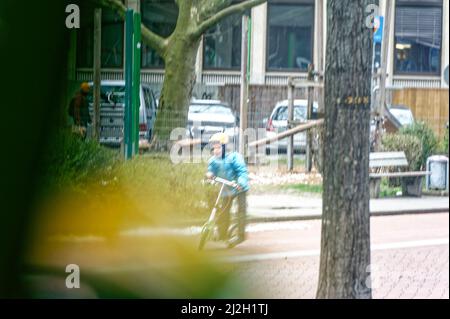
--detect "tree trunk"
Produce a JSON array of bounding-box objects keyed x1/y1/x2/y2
[
  {"x1": 152, "y1": 0, "x2": 202, "y2": 149},
  {"x1": 316, "y1": 0, "x2": 374, "y2": 299},
  {"x1": 98, "y1": 0, "x2": 268, "y2": 150},
  {"x1": 153, "y1": 36, "x2": 200, "y2": 147}
]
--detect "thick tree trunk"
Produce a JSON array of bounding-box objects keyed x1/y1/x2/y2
[
  {"x1": 316, "y1": 0, "x2": 374, "y2": 299},
  {"x1": 153, "y1": 37, "x2": 200, "y2": 146},
  {"x1": 151, "y1": 0, "x2": 202, "y2": 149},
  {"x1": 98, "y1": 0, "x2": 267, "y2": 150}
]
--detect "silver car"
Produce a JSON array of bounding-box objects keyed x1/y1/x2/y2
[
  {"x1": 187, "y1": 99, "x2": 239, "y2": 148},
  {"x1": 266, "y1": 99, "x2": 318, "y2": 154},
  {"x1": 388, "y1": 104, "x2": 415, "y2": 127},
  {"x1": 86, "y1": 80, "x2": 158, "y2": 147}
]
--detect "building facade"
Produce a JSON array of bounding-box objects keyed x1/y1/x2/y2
[
  {"x1": 73, "y1": 0, "x2": 449, "y2": 136},
  {"x1": 75, "y1": 0, "x2": 449, "y2": 88}
]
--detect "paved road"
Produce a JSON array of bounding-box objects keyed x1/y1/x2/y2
[
  {"x1": 32, "y1": 213, "x2": 448, "y2": 299},
  {"x1": 209, "y1": 213, "x2": 449, "y2": 299}
]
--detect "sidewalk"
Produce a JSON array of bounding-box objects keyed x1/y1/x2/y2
[{"x1": 247, "y1": 194, "x2": 449, "y2": 223}]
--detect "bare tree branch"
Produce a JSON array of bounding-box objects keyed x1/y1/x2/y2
[
  {"x1": 197, "y1": 0, "x2": 230, "y2": 22},
  {"x1": 96, "y1": 0, "x2": 168, "y2": 57},
  {"x1": 191, "y1": 0, "x2": 266, "y2": 39}
]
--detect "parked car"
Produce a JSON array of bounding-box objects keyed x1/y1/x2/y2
[
  {"x1": 187, "y1": 99, "x2": 239, "y2": 148},
  {"x1": 388, "y1": 104, "x2": 415, "y2": 127},
  {"x1": 86, "y1": 80, "x2": 158, "y2": 147},
  {"x1": 265, "y1": 99, "x2": 318, "y2": 153},
  {"x1": 370, "y1": 104, "x2": 414, "y2": 151}
]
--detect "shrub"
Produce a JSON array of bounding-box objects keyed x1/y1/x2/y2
[
  {"x1": 381, "y1": 133, "x2": 423, "y2": 187},
  {"x1": 438, "y1": 125, "x2": 449, "y2": 157},
  {"x1": 381, "y1": 133, "x2": 422, "y2": 171},
  {"x1": 41, "y1": 129, "x2": 119, "y2": 192},
  {"x1": 40, "y1": 131, "x2": 216, "y2": 222},
  {"x1": 400, "y1": 122, "x2": 438, "y2": 169},
  {"x1": 115, "y1": 155, "x2": 217, "y2": 220}
]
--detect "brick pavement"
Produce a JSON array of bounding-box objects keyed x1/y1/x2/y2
[{"x1": 227, "y1": 245, "x2": 449, "y2": 299}]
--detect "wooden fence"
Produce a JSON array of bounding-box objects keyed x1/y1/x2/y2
[
  {"x1": 391, "y1": 88, "x2": 449, "y2": 139},
  {"x1": 220, "y1": 85, "x2": 449, "y2": 140}
]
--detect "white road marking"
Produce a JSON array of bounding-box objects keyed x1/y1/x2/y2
[
  {"x1": 46, "y1": 223, "x2": 312, "y2": 243},
  {"x1": 222, "y1": 249, "x2": 321, "y2": 263},
  {"x1": 120, "y1": 222, "x2": 312, "y2": 237},
  {"x1": 47, "y1": 235, "x2": 106, "y2": 243},
  {"x1": 220, "y1": 238, "x2": 449, "y2": 263},
  {"x1": 120, "y1": 226, "x2": 201, "y2": 237},
  {"x1": 372, "y1": 238, "x2": 449, "y2": 251}
]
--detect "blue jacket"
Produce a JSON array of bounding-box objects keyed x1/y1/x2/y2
[{"x1": 207, "y1": 152, "x2": 250, "y2": 197}]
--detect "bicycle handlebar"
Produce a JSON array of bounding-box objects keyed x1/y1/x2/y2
[{"x1": 210, "y1": 176, "x2": 237, "y2": 188}]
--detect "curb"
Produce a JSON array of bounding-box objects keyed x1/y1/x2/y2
[
  {"x1": 369, "y1": 208, "x2": 449, "y2": 217},
  {"x1": 174, "y1": 208, "x2": 449, "y2": 227},
  {"x1": 247, "y1": 208, "x2": 449, "y2": 224}
]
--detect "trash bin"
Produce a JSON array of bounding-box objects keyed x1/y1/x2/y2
[{"x1": 426, "y1": 155, "x2": 449, "y2": 191}]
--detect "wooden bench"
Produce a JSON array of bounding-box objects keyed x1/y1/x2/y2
[{"x1": 369, "y1": 152, "x2": 430, "y2": 198}]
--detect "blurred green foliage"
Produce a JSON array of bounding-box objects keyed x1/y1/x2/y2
[
  {"x1": 379, "y1": 178, "x2": 402, "y2": 197},
  {"x1": 399, "y1": 122, "x2": 439, "y2": 169},
  {"x1": 439, "y1": 126, "x2": 449, "y2": 157},
  {"x1": 116, "y1": 154, "x2": 216, "y2": 220},
  {"x1": 41, "y1": 131, "x2": 215, "y2": 220},
  {"x1": 284, "y1": 183, "x2": 323, "y2": 194},
  {"x1": 41, "y1": 130, "x2": 119, "y2": 193},
  {"x1": 381, "y1": 133, "x2": 423, "y2": 171}
]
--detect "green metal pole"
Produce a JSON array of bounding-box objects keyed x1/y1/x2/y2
[
  {"x1": 132, "y1": 12, "x2": 141, "y2": 156},
  {"x1": 124, "y1": 9, "x2": 133, "y2": 159}
]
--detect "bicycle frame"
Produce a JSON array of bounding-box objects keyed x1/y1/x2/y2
[{"x1": 199, "y1": 177, "x2": 237, "y2": 250}]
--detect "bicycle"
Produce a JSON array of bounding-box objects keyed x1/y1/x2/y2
[{"x1": 198, "y1": 176, "x2": 240, "y2": 250}]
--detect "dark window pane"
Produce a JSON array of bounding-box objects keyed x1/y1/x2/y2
[
  {"x1": 267, "y1": 3, "x2": 314, "y2": 71},
  {"x1": 101, "y1": 9, "x2": 124, "y2": 68},
  {"x1": 394, "y1": 1, "x2": 442, "y2": 75},
  {"x1": 396, "y1": 0, "x2": 442, "y2": 6},
  {"x1": 141, "y1": 0, "x2": 178, "y2": 68},
  {"x1": 77, "y1": 26, "x2": 93, "y2": 68},
  {"x1": 203, "y1": 14, "x2": 242, "y2": 70},
  {"x1": 76, "y1": 8, "x2": 123, "y2": 68}
]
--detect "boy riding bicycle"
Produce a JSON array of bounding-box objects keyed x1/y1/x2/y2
[{"x1": 206, "y1": 133, "x2": 249, "y2": 248}]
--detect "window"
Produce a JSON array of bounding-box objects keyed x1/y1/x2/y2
[
  {"x1": 86, "y1": 85, "x2": 126, "y2": 104},
  {"x1": 101, "y1": 9, "x2": 124, "y2": 68},
  {"x1": 267, "y1": 1, "x2": 314, "y2": 71},
  {"x1": 76, "y1": 8, "x2": 123, "y2": 68},
  {"x1": 203, "y1": 13, "x2": 242, "y2": 70},
  {"x1": 189, "y1": 104, "x2": 233, "y2": 115},
  {"x1": 143, "y1": 88, "x2": 151, "y2": 110},
  {"x1": 141, "y1": 0, "x2": 178, "y2": 68},
  {"x1": 143, "y1": 88, "x2": 156, "y2": 113},
  {"x1": 274, "y1": 105, "x2": 307, "y2": 121},
  {"x1": 394, "y1": 0, "x2": 443, "y2": 75},
  {"x1": 275, "y1": 106, "x2": 306, "y2": 121}
]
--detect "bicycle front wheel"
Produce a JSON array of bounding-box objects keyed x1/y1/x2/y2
[{"x1": 198, "y1": 225, "x2": 211, "y2": 250}]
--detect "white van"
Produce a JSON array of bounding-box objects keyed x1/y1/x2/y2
[{"x1": 86, "y1": 80, "x2": 158, "y2": 147}]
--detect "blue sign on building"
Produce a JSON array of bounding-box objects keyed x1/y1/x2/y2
[
  {"x1": 374, "y1": 16, "x2": 384, "y2": 44},
  {"x1": 373, "y1": 16, "x2": 384, "y2": 70}
]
